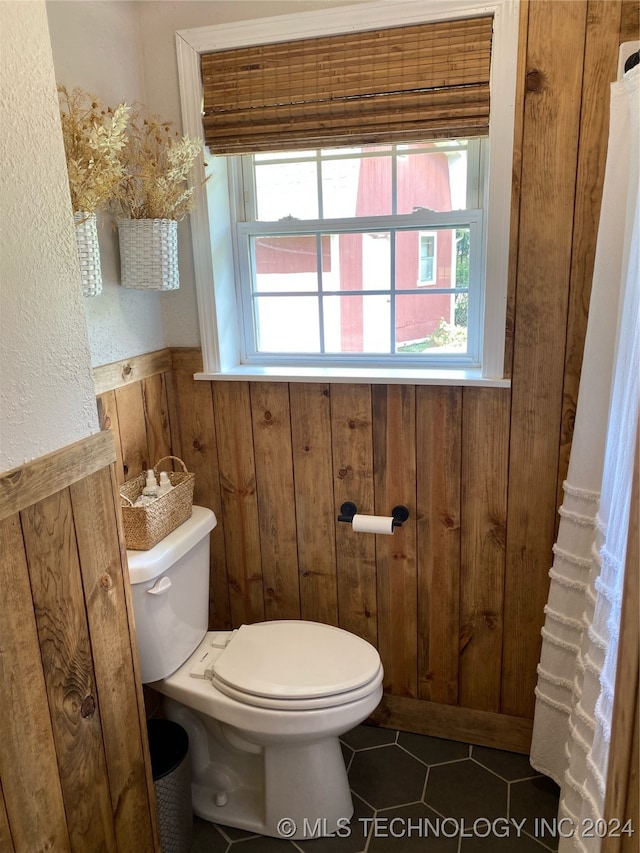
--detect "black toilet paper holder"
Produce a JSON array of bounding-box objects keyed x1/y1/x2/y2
[{"x1": 337, "y1": 502, "x2": 410, "y2": 528}]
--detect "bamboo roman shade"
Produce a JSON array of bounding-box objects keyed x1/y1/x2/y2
[{"x1": 200, "y1": 16, "x2": 493, "y2": 154}]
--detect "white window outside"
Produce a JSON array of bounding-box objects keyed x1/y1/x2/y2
[
  {"x1": 176, "y1": 0, "x2": 519, "y2": 384},
  {"x1": 233, "y1": 141, "x2": 484, "y2": 365},
  {"x1": 418, "y1": 233, "x2": 437, "y2": 286}
]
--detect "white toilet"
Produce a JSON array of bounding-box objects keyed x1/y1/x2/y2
[{"x1": 127, "y1": 506, "x2": 383, "y2": 840}]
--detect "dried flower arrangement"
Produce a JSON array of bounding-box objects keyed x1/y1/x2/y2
[
  {"x1": 113, "y1": 107, "x2": 203, "y2": 221},
  {"x1": 57, "y1": 85, "x2": 129, "y2": 213},
  {"x1": 58, "y1": 86, "x2": 204, "y2": 291}
]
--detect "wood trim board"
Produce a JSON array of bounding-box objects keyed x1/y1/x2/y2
[
  {"x1": 92, "y1": 349, "x2": 172, "y2": 396},
  {"x1": 369, "y1": 693, "x2": 533, "y2": 754},
  {"x1": 0, "y1": 430, "x2": 115, "y2": 521}
]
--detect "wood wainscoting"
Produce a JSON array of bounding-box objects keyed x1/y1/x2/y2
[
  {"x1": 0, "y1": 432, "x2": 160, "y2": 853},
  {"x1": 96, "y1": 348, "x2": 529, "y2": 753}
]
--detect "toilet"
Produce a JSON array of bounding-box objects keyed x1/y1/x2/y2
[{"x1": 127, "y1": 506, "x2": 383, "y2": 840}]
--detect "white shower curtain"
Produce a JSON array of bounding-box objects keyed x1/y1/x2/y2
[{"x1": 530, "y1": 62, "x2": 639, "y2": 853}]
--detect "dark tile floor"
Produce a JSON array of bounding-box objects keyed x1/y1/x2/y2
[{"x1": 190, "y1": 725, "x2": 560, "y2": 853}]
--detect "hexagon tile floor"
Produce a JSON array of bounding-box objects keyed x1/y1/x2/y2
[{"x1": 189, "y1": 725, "x2": 560, "y2": 853}]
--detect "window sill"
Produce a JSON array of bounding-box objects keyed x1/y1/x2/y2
[{"x1": 194, "y1": 364, "x2": 511, "y2": 387}]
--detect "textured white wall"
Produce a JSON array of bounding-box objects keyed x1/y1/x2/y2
[
  {"x1": 0, "y1": 1, "x2": 98, "y2": 471},
  {"x1": 47, "y1": 1, "x2": 169, "y2": 367},
  {"x1": 43, "y1": 0, "x2": 372, "y2": 364}
]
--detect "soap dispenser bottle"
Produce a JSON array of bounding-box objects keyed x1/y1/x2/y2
[
  {"x1": 157, "y1": 471, "x2": 173, "y2": 497},
  {"x1": 142, "y1": 469, "x2": 159, "y2": 499}
]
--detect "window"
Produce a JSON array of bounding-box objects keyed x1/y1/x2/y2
[
  {"x1": 176, "y1": 0, "x2": 519, "y2": 383},
  {"x1": 232, "y1": 141, "x2": 484, "y2": 365},
  {"x1": 418, "y1": 233, "x2": 437, "y2": 286}
]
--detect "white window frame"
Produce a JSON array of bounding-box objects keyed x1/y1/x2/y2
[
  {"x1": 417, "y1": 231, "x2": 438, "y2": 286},
  {"x1": 175, "y1": 0, "x2": 519, "y2": 386}
]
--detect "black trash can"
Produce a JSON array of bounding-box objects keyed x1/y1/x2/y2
[{"x1": 147, "y1": 719, "x2": 193, "y2": 853}]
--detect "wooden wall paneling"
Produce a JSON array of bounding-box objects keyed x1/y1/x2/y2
[
  {"x1": 502, "y1": 0, "x2": 588, "y2": 719},
  {"x1": 21, "y1": 490, "x2": 117, "y2": 853},
  {"x1": 330, "y1": 383, "x2": 377, "y2": 646},
  {"x1": 557, "y1": 0, "x2": 623, "y2": 517},
  {"x1": 503, "y1": 0, "x2": 530, "y2": 379},
  {"x1": 170, "y1": 346, "x2": 204, "y2": 373},
  {"x1": 250, "y1": 382, "x2": 301, "y2": 621},
  {"x1": 0, "y1": 779, "x2": 13, "y2": 853},
  {"x1": 213, "y1": 381, "x2": 265, "y2": 626},
  {"x1": 114, "y1": 381, "x2": 150, "y2": 481},
  {"x1": 619, "y1": 0, "x2": 639, "y2": 41},
  {"x1": 164, "y1": 367, "x2": 184, "y2": 461},
  {"x1": 70, "y1": 467, "x2": 157, "y2": 851},
  {"x1": 97, "y1": 390, "x2": 125, "y2": 485},
  {"x1": 0, "y1": 430, "x2": 116, "y2": 521},
  {"x1": 92, "y1": 348, "x2": 172, "y2": 397},
  {"x1": 173, "y1": 371, "x2": 231, "y2": 629},
  {"x1": 459, "y1": 388, "x2": 510, "y2": 712},
  {"x1": 107, "y1": 467, "x2": 162, "y2": 853},
  {"x1": 415, "y1": 386, "x2": 462, "y2": 705},
  {"x1": 142, "y1": 372, "x2": 173, "y2": 469},
  {"x1": 602, "y1": 433, "x2": 639, "y2": 852},
  {"x1": 372, "y1": 384, "x2": 418, "y2": 698},
  {"x1": 0, "y1": 514, "x2": 71, "y2": 853},
  {"x1": 369, "y1": 694, "x2": 533, "y2": 754},
  {"x1": 619, "y1": 698, "x2": 639, "y2": 852},
  {"x1": 290, "y1": 383, "x2": 339, "y2": 626}
]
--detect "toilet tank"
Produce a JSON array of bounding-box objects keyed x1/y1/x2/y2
[{"x1": 127, "y1": 505, "x2": 216, "y2": 683}]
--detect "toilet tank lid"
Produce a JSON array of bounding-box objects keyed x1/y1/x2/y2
[{"x1": 126, "y1": 505, "x2": 216, "y2": 584}]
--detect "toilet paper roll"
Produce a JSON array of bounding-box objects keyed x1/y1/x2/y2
[{"x1": 352, "y1": 514, "x2": 395, "y2": 535}]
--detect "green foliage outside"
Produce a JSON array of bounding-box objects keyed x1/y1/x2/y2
[
  {"x1": 454, "y1": 228, "x2": 469, "y2": 327},
  {"x1": 398, "y1": 229, "x2": 469, "y2": 352}
]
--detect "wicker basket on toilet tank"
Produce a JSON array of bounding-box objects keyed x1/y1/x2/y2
[{"x1": 120, "y1": 456, "x2": 194, "y2": 550}]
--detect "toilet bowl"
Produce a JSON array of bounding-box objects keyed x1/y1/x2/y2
[{"x1": 127, "y1": 506, "x2": 383, "y2": 839}]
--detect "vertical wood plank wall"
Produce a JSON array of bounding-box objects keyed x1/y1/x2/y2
[
  {"x1": 602, "y1": 432, "x2": 639, "y2": 853},
  {"x1": 93, "y1": 1, "x2": 637, "y2": 752},
  {"x1": 0, "y1": 433, "x2": 160, "y2": 853}
]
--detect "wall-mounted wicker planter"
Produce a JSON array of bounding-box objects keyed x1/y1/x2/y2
[
  {"x1": 118, "y1": 218, "x2": 179, "y2": 291},
  {"x1": 74, "y1": 211, "x2": 102, "y2": 297}
]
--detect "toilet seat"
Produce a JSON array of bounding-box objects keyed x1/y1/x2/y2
[
  {"x1": 210, "y1": 621, "x2": 382, "y2": 710},
  {"x1": 210, "y1": 664, "x2": 383, "y2": 710}
]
